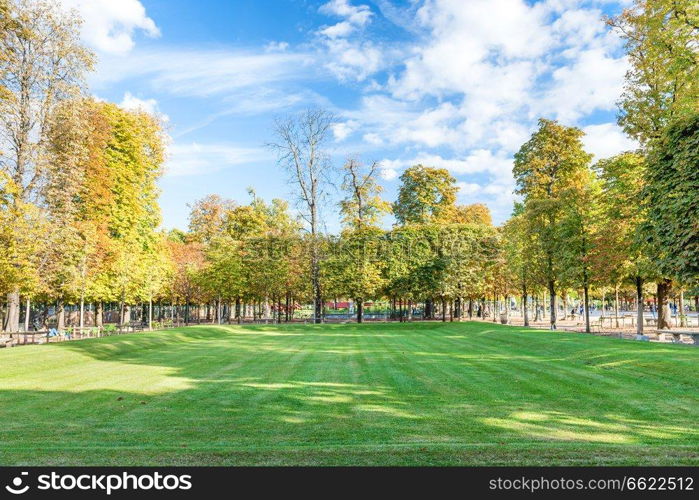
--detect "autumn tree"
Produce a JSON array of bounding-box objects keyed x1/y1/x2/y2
[
  {"x1": 339, "y1": 159, "x2": 391, "y2": 230},
  {"x1": 188, "y1": 194, "x2": 236, "y2": 244},
  {"x1": 503, "y1": 204, "x2": 537, "y2": 326},
  {"x1": 448, "y1": 203, "x2": 493, "y2": 226},
  {"x1": 393, "y1": 165, "x2": 458, "y2": 225},
  {"x1": 594, "y1": 152, "x2": 653, "y2": 333},
  {"x1": 608, "y1": 0, "x2": 699, "y2": 146},
  {"x1": 0, "y1": 0, "x2": 93, "y2": 331},
  {"x1": 513, "y1": 119, "x2": 592, "y2": 329},
  {"x1": 60, "y1": 101, "x2": 166, "y2": 327},
  {"x1": 335, "y1": 158, "x2": 390, "y2": 322},
  {"x1": 556, "y1": 167, "x2": 600, "y2": 333}
]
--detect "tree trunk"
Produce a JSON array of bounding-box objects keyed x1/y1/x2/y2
[
  {"x1": 614, "y1": 285, "x2": 620, "y2": 328},
  {"x1": 311, "y1": 235, "x2": 321, "y2": 324},
  {"x1": 79, "y1": 297, "x2": 85, "y2": 330},
  {"x1": 285, "y1": 292, "x2": 290, "y2": 322},
  {"x1": 95, "y1": 302, "x2": 103, "y2": 327},
  {"x1": 679, "y1": 290, "x2": 686, "y2": 327},
  {"x1": 122, "y1": 304, "x2": 131, "y2": 328},
  {"x1": 522, "y1": 290, "x2": 529, "y2": 327},
  {"x1": 635, "y1": 276, "x2": 644, "y2": 335},
  {"x1": 548, "y1": 280, "x2": 557, "y2": 329},
  {"x1": 583, "y1": 284, "x2": 591, "y2": 333},
  {"x1": 357, "y1": 299, "x2": 363, "y2": 323},
  {"x1": 657, "y1": 280, "x2": 672, "y2": 330},
  {"x1": 148, "y1": 297, "x2": 153, "y2": 330},
  {"x1": 4, "y1": 291, "x2": 20, "y2": 333},
  {"x1": 57, "y1": 300, "x2": 65, "y2": 332},
  {"x1": 24, "y1": 297, "x2": 31, "y2": 332}
]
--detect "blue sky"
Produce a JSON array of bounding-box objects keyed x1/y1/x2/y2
[{"x1": 59, "y1": 0, "x2": 637, "y2": 231}]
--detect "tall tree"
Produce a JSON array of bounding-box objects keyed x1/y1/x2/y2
[
  {"x1": 393, "y1": 165, "x2": 457, "y2": 225},
  {"x1": 269, "y1": 108, "x2": 334, "y2": 324},
  {"x1": 608, "y1": 0, "x2": 699, "y2": 146},
  {"x1": 513, "y1": 119, "x2": 592, "y2": 329},
  {"x1": 503, "y1": 204, "x2": 536, "y2": 327},
  {"x1": 0, "y1": 0, "x2": 93, "y2": 331},
  {"x1": 643, "y1": 113, "x2": 699, "y2": 329},
  {"x1": 557, "y1": 167, "x2": 601, "y2": 333},
  {"x1": 594, "y1": 152, "x2": 653, "y2": 334},
  {"x1": 335, "y1": 159, "x2": 390, "y2": 322}
]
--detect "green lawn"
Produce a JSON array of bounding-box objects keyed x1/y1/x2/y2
[{"x1": 0, "y1": 322, "x2": 697, "y2": 466}]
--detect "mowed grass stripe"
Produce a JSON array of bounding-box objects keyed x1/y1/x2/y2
[{"x1": 0, "y1": 321, "x2": 697, "y2": 465}]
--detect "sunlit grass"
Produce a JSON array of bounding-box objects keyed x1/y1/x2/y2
[{"x1": 0, "y1": 321, "x2": 697, "y2": 465}]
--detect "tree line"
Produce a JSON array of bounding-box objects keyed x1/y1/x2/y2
[{"x1": 0, "y1": 0, "x2": 697, "y2": 334}]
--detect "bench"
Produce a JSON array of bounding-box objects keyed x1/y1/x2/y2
[
  {"x1": 645, "y1": 318, "x2": 657, "y2": 326},
  {"x1": 657, "y1": 329, "x2": 699, "y2": 345},
  {"x1": 0, "y1": 338, "x2": 13, "y2": 348}
]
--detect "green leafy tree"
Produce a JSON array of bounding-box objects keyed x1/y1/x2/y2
[{"x1": 643, "y1": 114, "x2": 699, "y2": 328}]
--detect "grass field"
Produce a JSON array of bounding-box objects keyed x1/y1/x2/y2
[{"x1": 0, "y1": 321, "x2": 697, "y2": 466}]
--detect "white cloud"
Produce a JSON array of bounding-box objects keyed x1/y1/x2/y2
[
  {"x1": 59, "y1": 0, "x2": 159, "y2": 55},
  {"x1": 539, "y1": 49, "x2": 627, "y2": 122},
  {"x1": 119, "y1": 92, "x2": 169, "y2": 122},
  {"x1": 325, "y1": 0, "x2": 634, "y2": 224},
  {"x1": 316, "y1": 0, "x2": 384, "y2": 81},
  {"x1": 380, "y1": 150, "x2": 513, "y2": 177},
  {"x1": 457, "y1": 182, "x2": 482, "y2": 196},
  {"x1": 93, "y1": 48, "x2": 315, "y2": 97},
  {"x1": 264, "y1": 41, "x2": 289, "y2": 52},
  {"x1": 166, "y1": 143, "x2": 270, "y2": 177},
  {"x1": 379, "y1": 166, "x2": 399, "y2": 181},
  {"x1": 320, "y1": 21, "x2": 355, "y2": 39},
  {"x1": 332, "y1": 120, "x2": 359, "y2": 141},
  {"x1": 319, "y1": 0, "x2": 373, "y2": 27},
  {"x1": 323, "y1": 39, "x2": 383, "y2": 81},
  {"x1": 372, "y1": 0, "x2": 630, "y2": 148},
  {"x1": 582, "y1": 122, "x2": 639, "y2": 161}
]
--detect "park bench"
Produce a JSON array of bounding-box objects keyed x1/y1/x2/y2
[
  {"x1": 657, "y1": 329, "x2": 699, "y2": 346},
  {"x1": 645, "y1": 318, "x2": 657, "y2": 326},
  {"x1": 0, "y1": 337, "x2": 13, "y2": 348}
]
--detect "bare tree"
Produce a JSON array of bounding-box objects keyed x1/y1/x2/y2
[
  {"x1": 0, "y1": 0, "x2": 93, "y2": 332},
  {"x1": 268, "y1": 108, "x2": 334, "y2": 324}
]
